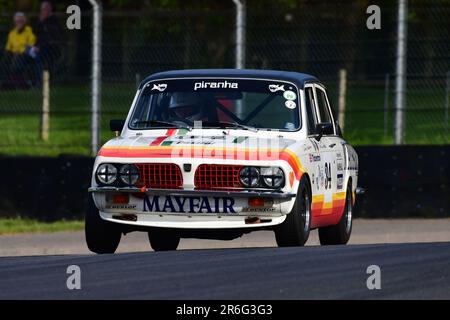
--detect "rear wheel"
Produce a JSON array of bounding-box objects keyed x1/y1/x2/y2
[
  {"x1": 274, "y1": 178, "x2": 311, "y2": 247},
  {"x1": 318, "y1": 182, "x2": 353, "y2": 245},
  {"x1": 148, "y1": 228, "x2": 180, "y2": 251},
  {"x1": 85, "y1": 196, "x2": 121, "y2": 254}
]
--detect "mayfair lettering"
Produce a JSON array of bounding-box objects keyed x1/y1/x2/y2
[{"x1": 143, "y1": 196, "x2": 236, "y2": 214}]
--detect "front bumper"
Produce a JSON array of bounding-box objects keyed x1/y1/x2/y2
[
  {"x1": 88, "y1": 186, "x2": 296, "y2": 199},
  {"x1": 89, "y1": 186, "x2": 295, "y2": 229}
]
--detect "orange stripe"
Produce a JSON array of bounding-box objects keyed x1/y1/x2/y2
[
  {"x1": 311, "y1": 192, "x2": 347, "y2": 216},
  {"x1": 98, "y1": 146, "x2": 304, "y2": 180}
]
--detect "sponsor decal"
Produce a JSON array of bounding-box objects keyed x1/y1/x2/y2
[
  {"x1": 194, "y1": 81, "x2": 238, "y2": 91},
  {"x1": 284, "y1": 100, "x2": 297, "y2": 109},
  {"x1": 337, "y1": 173, "x2": 344, "y2": 190},
  {"x1": 283, "y1": 90, "x2": 297, "y2": 101},
  {"x1": 150, "y1": 128, "x2": 178, "y2": 146},
  {"x1": 337, "y1": 162, "x2": 343, "y2": 171},
  {"x1": 170, "y1": 138, "x2": 216, "y2": 146},
  {"x1": 241, "y1": 207, "x2": 276, "y2": 213},
  {"x1": 269, "y1": 84, "x2": 285, "y2": 92},
  {"x1": 143, "y1": 195, "x2": 236, "y2": 214},
  {"x1": 151, "y1": 83, "x2": 167, "y2": 92},
  {"x1": 316, "y1": 164, "x2": 324, "y2": 190},
  {"x1": 309, "y1": 153, "x2": 321, "y2": 162},
  {"x1": 105, "y1": 204, "x2": 137, "y2": 210}
]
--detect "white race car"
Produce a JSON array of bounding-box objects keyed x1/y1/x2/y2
[{"x1": 87, "y1": 69, "x2": 359, "y2": 253}]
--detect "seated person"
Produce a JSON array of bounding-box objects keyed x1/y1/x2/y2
[
  {"x1": 1, "y1": 12, "x2": 36, "y2": 89},
  {"x1": 165, "y1": 93, "x2": 207, "y2": 124}
]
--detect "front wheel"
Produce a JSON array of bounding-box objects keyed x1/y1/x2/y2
[
  {"x1": 318, "y1": 182, "x2": 353, "y2": 245},
  {"x1": 148, "y1": 228, "x2": 180, "y2": 251},
  {"x1": 274, "y1": 178, "x2": 311, "y2": 247},
  {"x1": 85, "y1": 196, "x2": 122, "y2": 254}
]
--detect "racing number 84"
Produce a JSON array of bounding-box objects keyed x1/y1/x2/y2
[{"x1": 325, "y1": 162, "x2": 332, "y2": 190}]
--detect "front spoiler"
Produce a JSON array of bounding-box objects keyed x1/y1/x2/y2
[{"x1": 88, "y1": 186, "x2": 296, "y2": 199}]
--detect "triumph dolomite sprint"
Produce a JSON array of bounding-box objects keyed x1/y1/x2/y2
[{"x1": 87, "y1": 69, "x2": 359, "y2": 253}]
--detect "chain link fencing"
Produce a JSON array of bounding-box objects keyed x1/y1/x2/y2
[{"x1": 0, "y1": 0, "x2": 448, "y2": 156}]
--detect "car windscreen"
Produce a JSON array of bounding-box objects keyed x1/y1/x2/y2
[{"x1": 129, "y1": 78, "x2": 301, "y2": 131}]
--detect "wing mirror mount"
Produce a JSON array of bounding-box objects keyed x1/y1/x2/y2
[{"x1": 315, "y1": 123, "x2": 334, "y2": 141}]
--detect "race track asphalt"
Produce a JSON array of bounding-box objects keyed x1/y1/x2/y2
[{"x1": 1, "y1": 242, "x2": 449, "y2": 299}]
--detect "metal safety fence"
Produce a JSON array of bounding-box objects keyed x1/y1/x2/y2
[{"x1": 0, "y1": 0, "x2": 448, "y2": 156}]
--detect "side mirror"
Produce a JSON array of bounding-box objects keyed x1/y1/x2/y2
[
  {"x1": 315, "y1": 123, "x2": 334, "y2": 141},
  {"x1": 110, "y1": 119, "x2": 125, "y2": 136}
]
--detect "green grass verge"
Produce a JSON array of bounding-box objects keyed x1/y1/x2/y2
[
  {"x1": 0, "y1": 84, "x2": 133, "y2": 156},
  {"x1": 0, "y1": 218, "x2": 84, "y2": 235},
  {"x1": 0, "y1": 82, "x2": 448, "y2": 156}
]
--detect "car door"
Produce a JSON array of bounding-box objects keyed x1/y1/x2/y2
[
  {"x1": 316, "y1": 84, "x2": 347, "y2": 194},
  {"x1": 302, "y1": 84, "x2": 326, "y2": 198},
  {"x1": 312, "y1": 84, "x2": 341, "y2": 208}
]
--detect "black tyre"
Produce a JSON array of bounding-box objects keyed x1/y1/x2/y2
[
  {"x1": 318, "y1": 182, "x2": 353, "y2": 245},
  {"x1": 148, "y1": 228, "x2": 180, "y2": 251},
  {"x1": 85, "y1": 196, "x2": 121, "y2": 254},
  {"x1": 274, "y1": 177, "x2": 311, "y2": 247}
]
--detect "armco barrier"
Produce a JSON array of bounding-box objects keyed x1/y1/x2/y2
[
  {"x1": 0, "y1": 146, "x2": 449, "y2": 221},
  {"x1": 355, "y1": 145, "x2": 449, "y2": 218},
  {"x1": 0, "y1": 155, "x2": 94, "y2": 221}
]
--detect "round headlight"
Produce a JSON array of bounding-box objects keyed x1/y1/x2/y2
[
  {"x1": 119, "y1": 164, "x2": 140, "y2": 185},
  {"x1": 96, "y1": 163, "x2": 117, "y2": 185},
  {"x1": 261, "y1": 167, "x2": 285, "y2": 188},
  {"x1": 239, "y1": 167, "x2": 260, "y2": 187}
]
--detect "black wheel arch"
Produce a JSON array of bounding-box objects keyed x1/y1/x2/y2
[{"x1": 300, "y1": 172, "x2": 312, "y2": 198}]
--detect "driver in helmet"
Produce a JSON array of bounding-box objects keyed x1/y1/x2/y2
[{"x1": 166, "y1": 92, "x2": 205, "y2": 123}]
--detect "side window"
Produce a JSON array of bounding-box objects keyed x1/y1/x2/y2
[
  {"x1": 304, "y1": 87, "x2": 317, "y2": 135},
  {"x1": 315, "y1": 88, "x2": 332, "y2": 124}
]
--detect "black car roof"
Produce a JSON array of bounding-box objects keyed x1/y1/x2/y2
[{"x1": 139, "y1": 69, "x2": 319, "y2": 89}]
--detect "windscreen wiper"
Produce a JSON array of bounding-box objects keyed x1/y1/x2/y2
[
  {"x1": 133, "y1": 120, "x2": 192, "y2": 131},
  {"x1": 202, "y1": 121, "x2": 258, "y2": 132}
]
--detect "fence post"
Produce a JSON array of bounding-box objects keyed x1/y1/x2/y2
[
  {"x1": 232, "y1": 0, "x2": 246, "y2": 69},
  {"x1": 395, "y1": 0, "x2": 408, "y2": 145},
  {"x1": 89, "y1": 0, "x2": 102, "y2": 156},
  {"x1": 135, "y1": 73, "x2": 141, "y2": 89},
  {"x1": 338, "y1": 69, "x2": 347, "y2": 133},
  {"x1": 232, "y1": 0, "x2": 246, "y2": 118},
  {"x1": 445, "y1": 71, "x2": 450, "y2": 136},
  {"x1": 384, "y1": 73, "x2": 390, "y2": 137},
  {"x1": 40, "y1": 70, "x2": 50, "y2": 141}
]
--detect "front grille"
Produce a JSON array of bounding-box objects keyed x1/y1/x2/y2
[
  {"x1": 135, "y1": 163, "x2": 183, "y2": 189},
  {"x1": 194, "y1": 164, "x2": 243, "y2": 190}
]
